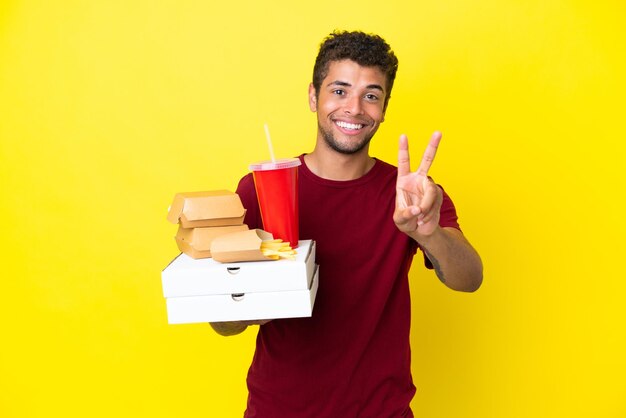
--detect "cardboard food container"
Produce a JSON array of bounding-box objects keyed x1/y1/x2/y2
[
  {"x1": 210, "y1": 229, "x2": 279, "y2": 263},
  {"x1": 167, "y1": 190, "x2": 246, "y2": 228},
  {"x1": 162, "y1": 239, "x2": 316, "y2": 297},
  {"x1": 175, "y1": 224, "x2": 249, "y2": 259},
  {"x1": 165, "y1": 265, "x2": 319, "y2": 324},
  {"x1": 161, "y1": 239, "x2": 317, "y2": 324}
]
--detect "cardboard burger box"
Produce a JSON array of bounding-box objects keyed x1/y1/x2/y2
[
  {"x1": 167, "y1": 190, "x2": 249, "y2": 259},
  {"x1": 174, "y1": 224, "x2": 248, "y2": 259},
  {"x1": 167, "y1": 190, "x2": 246, "y2": 228},
  {"x1": 161, "y1": 233, "x2": 318, "y2": 324}
]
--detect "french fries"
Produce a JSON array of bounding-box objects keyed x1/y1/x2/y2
[{"x1": 261, "y1": 239, "x2": 297, "y2": 260}]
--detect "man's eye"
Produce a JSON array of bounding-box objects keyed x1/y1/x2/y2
[
  {"x1": 333, "y1": 89, "x2": 345, "y2": 95},
  {"x1": 365, "y1": 94, "x2": 379, "y2": 101}
]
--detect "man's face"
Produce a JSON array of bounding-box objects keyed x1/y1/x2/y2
[{"x1": 309, "y1": 59, "x2": 388, "y2": 155}]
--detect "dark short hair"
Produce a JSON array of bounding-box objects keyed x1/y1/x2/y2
[{"x1": 312, "y1": 30, "x2": 399, "y2": 106}]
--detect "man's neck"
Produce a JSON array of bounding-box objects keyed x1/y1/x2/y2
[{"x1": 304, "y1": 145, "x2": 376, "y2": 181}]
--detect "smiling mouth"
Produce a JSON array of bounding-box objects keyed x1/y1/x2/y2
[{"x1": 335, "y1": 120, "x2": 364, "y2": 131}]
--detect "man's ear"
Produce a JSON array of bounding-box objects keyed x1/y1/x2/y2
[{"x1": 308, "y1": 83, "x2": 317, "y2": 112}]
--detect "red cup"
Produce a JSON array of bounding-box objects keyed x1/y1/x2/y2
[{"x1": 249, "y1": 158, "x2": 301, "y2": 248}]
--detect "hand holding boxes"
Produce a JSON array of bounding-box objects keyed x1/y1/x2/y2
[{"x1": 161, "y1": 190, "x2": 318, "y2": 324}]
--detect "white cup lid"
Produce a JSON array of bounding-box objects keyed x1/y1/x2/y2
[{"x1": 249, "y1": 158, "x2": 301, "y2": 171}]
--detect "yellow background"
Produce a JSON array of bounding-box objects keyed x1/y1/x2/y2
[{"x1": 1, "y1": 1, "x2": 624, "y2": 417}]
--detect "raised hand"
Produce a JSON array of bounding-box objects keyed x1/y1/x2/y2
[{"x1": 393, "y1": 131, "x2": 444, "y2": 237}]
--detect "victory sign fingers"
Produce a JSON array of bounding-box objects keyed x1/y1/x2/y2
[
  {"x1": 416, "y1": 131, "x2": 442, "y2": 177},
  {"x1": 395, "y1": 131, "x2": 444, "y2": 235}
]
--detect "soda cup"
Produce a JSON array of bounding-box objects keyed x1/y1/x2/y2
[{"x1": 249, "y1": 158, "x2": 301, "y2": 248}]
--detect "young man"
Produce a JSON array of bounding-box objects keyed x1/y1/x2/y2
[{"x1": 212, "y1": 30, "x2": 483, "y2": 417}]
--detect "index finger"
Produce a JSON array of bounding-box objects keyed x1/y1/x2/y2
[
  {"x1": 397, "y1": 134, "x2": 411, "y2": 176},
  {"x1": 416, "y1": 131, "x2": 442, "y2": 177}
]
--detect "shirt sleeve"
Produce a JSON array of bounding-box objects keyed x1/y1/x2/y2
[
  {"x1": 236, "y1": 173, "x2": 263, "y2": 230},
  {"x1": 422, "y1": 185, "x2": 461, "y2": 269}
]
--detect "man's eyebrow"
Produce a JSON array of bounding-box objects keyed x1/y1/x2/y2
[
  {"x1": 327, "y1": 80, "x2": 351, "y2": 88},
  {"x1": 366, "y1": 84, "x2": 385, "y2": 92},
  {"x1": 326, "y1": 80, "x2": 385, "y2": 93}
]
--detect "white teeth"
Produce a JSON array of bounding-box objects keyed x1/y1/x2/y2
[{"x1": 336, "y1": 121, "x2": 363, "y2": 130}]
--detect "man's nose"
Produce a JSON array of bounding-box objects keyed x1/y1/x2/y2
[{"x1": 344, "y1": 95, "x2": 363, "y2": 115}]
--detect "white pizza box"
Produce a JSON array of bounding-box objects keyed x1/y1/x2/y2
[
  {"x1": 161, "y1": 239, "x2": 316, "y2": 298},
  {"x1": 165, "y1": 264, "x2": 319, "y2": 324}
]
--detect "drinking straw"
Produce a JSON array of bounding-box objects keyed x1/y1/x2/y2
[{"x1": 264, "y1": 123, "x2": 276, "y2": 163}]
